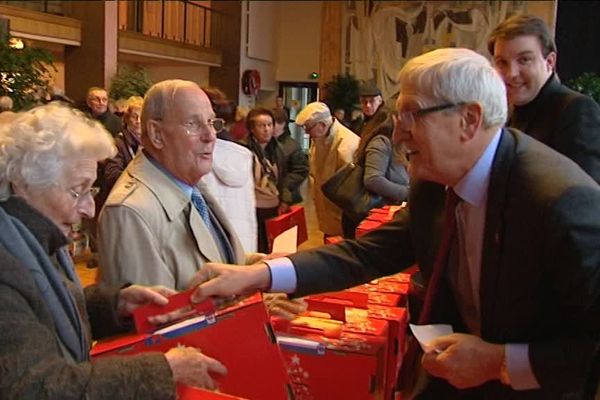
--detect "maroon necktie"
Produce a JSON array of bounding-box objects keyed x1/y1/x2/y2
[
  {"x1": 397, "y1": 188, "x2": 461, "y2": 394},
  {"x1": 418, "y1": 188, "x2": 460, "y2": 324}
]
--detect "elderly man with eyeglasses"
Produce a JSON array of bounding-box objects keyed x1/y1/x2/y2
[
  {"x1": 98, "y1": 80, "x2": 259, "y2": 293},
  {"x1": 188, "y1": 49, "x2": 600, "y2": 399}
]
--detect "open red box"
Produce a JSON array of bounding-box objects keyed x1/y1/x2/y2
[
  {"x1": 265, "y1": 205, "x2": 308, "y2": 252},
  {"x1": 91, "y1": 292, "x2": 290, "y2": 400}
]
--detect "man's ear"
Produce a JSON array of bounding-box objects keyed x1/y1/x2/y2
[
  {"x1": 545, "y1": 51, "x2": 557, "y2": 73},
  {"x1": 146, "y1": 119, "x2": 165, "y2": 149},
  {"x1": 459, "y1": 102, "x2": 483, "y2": 141}
]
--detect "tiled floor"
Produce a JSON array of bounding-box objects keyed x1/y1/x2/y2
[{"x1": 75, "y1": 180, "x2": 325, "y2": 287}]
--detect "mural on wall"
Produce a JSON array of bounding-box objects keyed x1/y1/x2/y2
[{"x1": 343, "y1": 1, "x2": 525, "y2": 102}]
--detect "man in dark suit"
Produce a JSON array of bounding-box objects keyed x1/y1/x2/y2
[
  {"x1": 189, "y1": 48, "x2": 600, "y2": 399},
  {"x1": 489, "y1": 14, "x2": 600, "y2": 184}
]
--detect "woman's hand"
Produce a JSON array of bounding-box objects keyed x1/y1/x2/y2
[
  {"x1": 116, "y1": 285, "x2": 177, "y2": 318},
  {"x1": 165, "y1": 346, "x2": 227, "y2": 390}
]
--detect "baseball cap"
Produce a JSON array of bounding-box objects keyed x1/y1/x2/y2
[{"x1": 295, "y1": 102, "x2": 332, "y2": 126}]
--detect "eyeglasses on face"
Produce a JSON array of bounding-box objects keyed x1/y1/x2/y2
[
  {"x1": 184, "y1": 118, "x2": 226, "y2": 135},
  {"x1": 396, "y1": 103, "x2": 465, "y2": 131},
  {"x1": 68, "y1": 187, "x2": 100, "y2": 202}
]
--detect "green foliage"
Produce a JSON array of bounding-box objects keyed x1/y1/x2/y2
[
  {"x1": 0, "y1": 33, "x2": 56, "y2": 111},
  {"x1": 109, "y1": 66, "x2": 153, "y2": 100},
  {"x1": 567, "y1": 72, "x2": 600, "y2": 104},
  {"x1": 323, "y1": 73, "x2": 360, "y2": 120}
]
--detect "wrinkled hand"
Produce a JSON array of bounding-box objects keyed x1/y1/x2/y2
[
  {"x1": 117, "y1": 285, "x2": 177, "y2": 318},
  {"x1": 165, "y1": 346, "x2": 227, "y2": 390},
  {"x1": 421, "y1": 333, "x2": 504, "y2": 389},
  {"x1": 263, "y1": 293, "x2": 307, "y2": 320},
  {"x1": 188, "y1": 262, "x2": 271, "y2": 304}
]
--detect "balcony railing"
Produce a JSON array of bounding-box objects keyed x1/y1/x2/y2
[
  {"x1": 0, "y1": 0, "x2": 64, "y2": 16},
  {"x1": 0, "y1": 1, "x2": 221, "y2": 49},
  {"x1": 118, "y1": 0, "x2": 221, "y2": 49}
]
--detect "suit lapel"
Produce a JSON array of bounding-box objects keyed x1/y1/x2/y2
[
  {"x1": 479, "y1": 129, "x2": 517, "y2": 337},
  {"x1": 130, "y1": 153, "x2": 223, "y2": 262}
]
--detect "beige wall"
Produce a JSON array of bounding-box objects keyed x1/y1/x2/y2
[
  {"x1": 276, "y1": 1, "x2": 322, "y2": 83},
  {"x1": 142, "y1": 65, "x2": 210, "y2": 87}
]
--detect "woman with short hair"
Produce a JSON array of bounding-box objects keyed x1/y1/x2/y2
[{"x1": 0, "y1": 103, "x2": 225, "y2": 399}]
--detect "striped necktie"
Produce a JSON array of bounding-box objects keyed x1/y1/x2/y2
[{"x1": 190, "y1": 188, "x2": 233, "y2": 263}]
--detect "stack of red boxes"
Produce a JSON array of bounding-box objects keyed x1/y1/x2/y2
[
  {"x1": 356, "y1": 204, "x2": 406, "y2": 238},
  {"x1": 272, "y1": 301, "x2": 390, "y2": 399},
  {"x1": 271, "y1": 271, "x2": 411, "y2": 400},
  {"x1": 91, "y1": 291, "x2": 290, "y2": 400}
]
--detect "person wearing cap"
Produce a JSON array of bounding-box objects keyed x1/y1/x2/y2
[
  {"x1": 341, "y1": 82, "x2": 410, "y2": 238},
  {"x1": 295, "y1": 102, "x2": 359, "y2": 239},
  {"x1": 354, "y1": 82, "x2": 392, "y2": 137}
]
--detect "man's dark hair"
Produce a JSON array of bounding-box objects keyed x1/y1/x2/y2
[
  {"x1": 487, "y1": 14, "x2": 557, "y2": 58},
  {"x1": 271, "y1": 108, "x2": 288, "y2": 124},
  {"x1": 246, "y1": 107, "x2": 274, "y2": 132}
]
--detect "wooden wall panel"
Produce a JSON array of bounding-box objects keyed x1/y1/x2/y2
[{"x1": 319, "y1": 1, "x2": 342, "y2": 100}]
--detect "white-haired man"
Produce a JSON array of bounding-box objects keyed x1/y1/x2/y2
[
  {"x1": 295, "y1": 102, "x2": 359, "y2": 238},
  {"x1": 189, "y1": 48, "x2": 600, "y2": 399}
]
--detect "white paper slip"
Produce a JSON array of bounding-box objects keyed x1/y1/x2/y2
[
  {"x1": 271, "y1": 225, "x2": 298, "y2": 254},
  {"x1": 409, "y1": 323, "x2": 454, "y2": 353}
]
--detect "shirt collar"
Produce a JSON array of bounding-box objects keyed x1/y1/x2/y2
[
  {"x1": 143, "y1": 150, "x2": 194, "y2": 198},
  {"x1": 453, "y1": 129, "x2": 501, "y2": 207}
]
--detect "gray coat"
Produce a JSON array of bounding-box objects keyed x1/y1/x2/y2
[{"x1": 0, "y1": 197, "x2": 175, "y2": 400}]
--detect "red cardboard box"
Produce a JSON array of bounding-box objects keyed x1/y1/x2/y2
[
  {"x1": 306, "y1": 292, "x2": 408, "y2": 400},
  {"x1": 356, "y1": 219, "x2": 384, "y2": 238},
  {"x1": 272, "y1": 302, "x2": 389, "y2": 400},
  {"x1": 265, "y1": 205, "x2": 308, "y2": 252},
  {"x1": 177, "y1": 385, "x2": 248, "y2": 399},
  {"x1": 347, "y1": 281, "x2": 409, "y2": 307},
  {"x1": 91, "y1": 292, "x2": 289, "y2": 400},
  {"x1": 324, "y1": 235, "x2": 344, "y2": 245}
]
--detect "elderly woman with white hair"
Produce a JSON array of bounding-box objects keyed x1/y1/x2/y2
[{"x1": 0, "y1": 103, "x2": 226, "y2": 399}]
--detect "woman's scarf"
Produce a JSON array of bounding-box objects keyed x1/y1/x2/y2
[{"x1": 0, "y1": 206, "x2": 88, "y2": 362}]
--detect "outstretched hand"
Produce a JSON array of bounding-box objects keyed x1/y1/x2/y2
[{"x1": 188, "y1": 262, "x2": 272, "y2": 304}]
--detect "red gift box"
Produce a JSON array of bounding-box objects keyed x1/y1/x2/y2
[
  {"x1": 91, "y1": 292, "x2": 290, "y2": 400},
  {"x1": 265, "y1": 205, "x2": 308, "y2": 252},
  {"x1": 176, "y1": 385, "x2": 248, "y2": 399},
  {"x1": 347, "y1": 281, "x2": 409, "y2": 307},
  {"x1": 306, "y1": 292, "x2": 408, "y2": 400},
  {"x1": 272, "y1": 301, "x2": 389, "y2": 400},
  {"x1": 324, "y1": 235, "x2": 344, "y2": 245},
  {"x1": 356, "y1": 219, "x2": 384, "y2": 238}
]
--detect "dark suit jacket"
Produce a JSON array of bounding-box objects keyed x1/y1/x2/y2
[
  {"x1": 509, "y1": 74, "x2": 600, "y2": 184},
  {"x1": 289, "y1": 129, "x2": 600, "y2": 399}
]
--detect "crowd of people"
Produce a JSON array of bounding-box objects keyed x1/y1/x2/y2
[{"x1": 0, "y1": 13, "x2": 598, "y2": 400}]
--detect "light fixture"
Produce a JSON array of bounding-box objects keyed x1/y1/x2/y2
[{"x1": 8, "y1": 37, "x2": 24, "y2": 50}]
